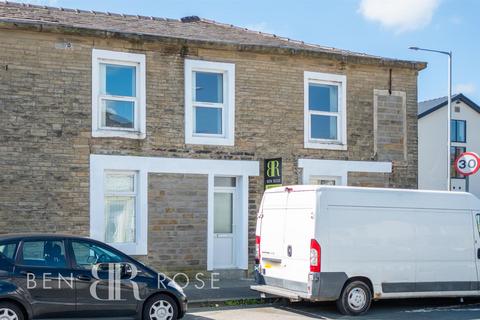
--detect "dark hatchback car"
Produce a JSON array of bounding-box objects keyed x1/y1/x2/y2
[{"x1": 0, "y1": 234, "x2": 187, "y2": 320}]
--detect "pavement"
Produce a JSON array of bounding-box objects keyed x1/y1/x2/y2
[
  {"x1": 183, "y1": 277, "x2": 264, "y2": 305},
  {"x1": 185, "y1": 298, "x2": 480, "y2": 320}
]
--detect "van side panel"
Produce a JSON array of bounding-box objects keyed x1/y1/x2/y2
[
  {"x1": 325, "y1": 206, "x2": 478, "y2": 297},
  {"x1": 412, "y1": 210, "x2": 476, "y2": 293},
  {"x1": 325, "y1": 206, "x2": 416, "y2": 292}
]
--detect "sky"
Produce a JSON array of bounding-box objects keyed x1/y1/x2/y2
[{"x1": 14, "y1": 0, "x2": 480, "y2": 103}]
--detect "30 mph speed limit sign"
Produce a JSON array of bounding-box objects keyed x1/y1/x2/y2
[{"x1": 455, "y1": 152, "x2": 480, "y2": 176}]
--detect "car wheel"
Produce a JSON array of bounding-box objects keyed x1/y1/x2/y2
[
  {"x1": 336, "y1": 280, "x2": 372, "y2": 316},
  {"x1": 0, "y1": 302, "x2": 24, "y2": 320},
  {"x1": 143, "y1": 294, "x2": 178, "y2": 320}
]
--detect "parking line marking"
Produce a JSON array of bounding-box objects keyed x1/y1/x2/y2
[{"x1": 405, "y1": 303, "x2": 480, "y2": 313}]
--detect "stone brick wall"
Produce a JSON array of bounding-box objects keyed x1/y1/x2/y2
[
  {"x1": 143, "y1": 173, "x2": 208, "y2": 273},
  {"x1": 348, "y1": 172, "x2": 390, "y2": 188},
  {"x1": 376, "y1": 93, "x2": 406, "y2": 161},
  {"x1": 0, "y1": 28, "x2": 420, "y2": 272}
]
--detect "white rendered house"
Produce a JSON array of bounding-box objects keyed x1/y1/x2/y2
[{"x1": 418, "y1": 93, "x2": 480, "y2": 197}]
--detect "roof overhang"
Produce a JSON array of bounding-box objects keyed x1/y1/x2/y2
[
  {"x1": 418, "y1": 93, "x2": 480, "y2": 119},
  {"x1": 0, "y1": 18, "x2": 427, "y2": 71}
]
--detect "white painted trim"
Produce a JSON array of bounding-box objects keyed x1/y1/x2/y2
[
  {"x1": 298, "y1": 159, "x2": 392, "y2": 185},
  {"x1": 373, "y1": 89, "x2": 407, "y2": 161},
  {"x1": 239, "y1": 175, "x2": 249, "y2": 270},
  {"x1": 90, "y1": 154, "x2": 259, "y2": 268},
  {"x1": 304, "y1": 71, "x2": 347, "y2": 150},
  {"x1": 92, "y1": 49, "x2": 146, "y2": 139},
  {"x1": 207, "y1": 174, "x2": 215, "y2": 270},
  {"x1": 185, "y1": 59, "x2": 235, "y2": 146}
]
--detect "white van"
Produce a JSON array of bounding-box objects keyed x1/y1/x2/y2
[{"x1": 251, "y1": 185, "x2": 480, "y2": 315}]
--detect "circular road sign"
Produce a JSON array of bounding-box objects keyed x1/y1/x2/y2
[{"x1": 455, "y1": 152, "x2": 480, "y2": 176}]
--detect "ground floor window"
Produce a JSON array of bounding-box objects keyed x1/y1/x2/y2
[{"x1": 104, "y1": 171, "x2": 138, "y2": 244}]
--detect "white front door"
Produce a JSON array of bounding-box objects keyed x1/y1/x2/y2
[{"x1": 213, "y1": 177, "x2": 237, "y2": 269}]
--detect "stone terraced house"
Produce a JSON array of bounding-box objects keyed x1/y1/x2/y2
[{"x1": 0, "y1": 2, "x2": 426, "y2": 276}]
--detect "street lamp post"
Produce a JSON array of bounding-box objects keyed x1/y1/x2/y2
[{"x1": 409, "y1": 47, "x2": 452, "y2": 191}]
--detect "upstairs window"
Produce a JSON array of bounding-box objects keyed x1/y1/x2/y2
[
  {"x1": 304, "y1": 72, "x2": 347, "y2": 150},
  {"x1": 92, "y1": 49, "x2": 146, "y2": 139},
  {"x1": 185, "y1": 60, "x2": 235, "y2": 146},
  {"x1": 451, "y1": 120, "x2": 466, "y2": 143}
]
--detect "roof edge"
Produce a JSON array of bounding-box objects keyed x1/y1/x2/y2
[
  {"x1": 0, "y1": 18, "x2": 427, "y2": 70},
  {"x1": 418, "y1": 93, "x2": 480, "y2": 119}
]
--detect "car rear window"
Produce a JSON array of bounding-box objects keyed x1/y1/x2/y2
[
  {"x1": 20, "y1": 240, "x2": 67, "y2": 268},
  {"x1": 0, "y1": 242, "x2": 18, "y2": 261}
]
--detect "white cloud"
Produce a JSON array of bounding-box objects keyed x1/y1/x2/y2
[
  {"x1": 455, "y1": 83, "x2": 476, "y2": 95},
  {"x1": 359, "y1": 0, "x2": 440, "y2": 33},
  {"x1": 244, "y1": 22, "x2": 274, "y2": 34}
]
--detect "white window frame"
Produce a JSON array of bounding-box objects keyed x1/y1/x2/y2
[
  {"x1": 185, "y1": 59, "x2": 235, "y2": 146},
  {"x1": 304, "y1": 71, "x2": 347, "y2": 150},
  {"x1": 91, "y1": 167, "x2": 148, "y2": 256},
  {"x1": 92, "y1": 49, "x2": 146, "y2": 139},
  {"x1": 298, "y1": 159, "x2": 392, "y2": 186}
]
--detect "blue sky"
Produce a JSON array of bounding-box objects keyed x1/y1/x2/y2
[{"x1": 20, "y1": 0, "x2": 479, "y2": 103}]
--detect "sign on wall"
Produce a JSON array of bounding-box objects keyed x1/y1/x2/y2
[
  {"x1": 455, "y1": 152, "x2": 480, "y2": 176},
  {"x1": 264, "y1": 158, "x2": 282, "y2": 189}
]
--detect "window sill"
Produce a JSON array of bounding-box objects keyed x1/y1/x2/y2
[
  {"x1": 92, "y1": 130, "x2": 146, "y2": 140},
  {"x1": 304, "y1": 141, "x2": 347, "y2": 150},
  {"x1": 186, "y1": 135, "x2": 234, "y2": 146}
]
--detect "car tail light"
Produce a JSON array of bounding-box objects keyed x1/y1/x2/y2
[
  {"x1": 255, "y1": 236, "x2": 261, "y2": 264},
  {"x1": 310, "y1": 239, "x2": 321, "y2": 273}
]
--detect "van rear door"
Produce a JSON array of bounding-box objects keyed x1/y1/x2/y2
[
  {"x1": 259, "y1": 189, "x2": 316, "y2": 291},
  {"x1": 281, "y1": 190, "x2": 316, "y2": 287},
  {"x1": 259, "y1": 190, "x2": 287, "y2": 279}
]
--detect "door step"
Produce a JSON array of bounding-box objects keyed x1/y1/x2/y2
[
  {"x1": 250, "y1": 284, "x2": 302, "y2": 301},
  {"x1": 210, "y1": 269, "x2": 248, "y2": 280}
]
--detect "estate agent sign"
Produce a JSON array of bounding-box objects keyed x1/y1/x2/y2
[{"x1": 264, "y1": 158, "x2": 282, "y2": 189}]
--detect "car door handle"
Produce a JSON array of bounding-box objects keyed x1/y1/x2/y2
[
  {"x1": 477, "y1": 248, "x2": 480, "y2": 259},
  {"x1": 77, "y1": 275, "x2": 92, "y2": 281}
]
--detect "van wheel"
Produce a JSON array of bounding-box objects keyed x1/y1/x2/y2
[
  {"x1": 336, "y1": 280, "x2": 372, "y2": 316},
  {"x1": 143, "y1": 294, "x2": 178, "y2": 320},
  {"x1": 0, "y1": 301, "x2": 25, "y2": 320}
]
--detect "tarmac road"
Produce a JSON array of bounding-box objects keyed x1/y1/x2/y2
[{"x1": 185, "y1": 298, "x2": 480, "y2": 320}]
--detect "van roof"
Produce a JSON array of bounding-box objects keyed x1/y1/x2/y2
[
  {"x1": 266, "y1": 185, "x2": 471, "y2": 195},
  {"x1": 265, "y1": 185, "x2": 480, "y2": 211}
]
